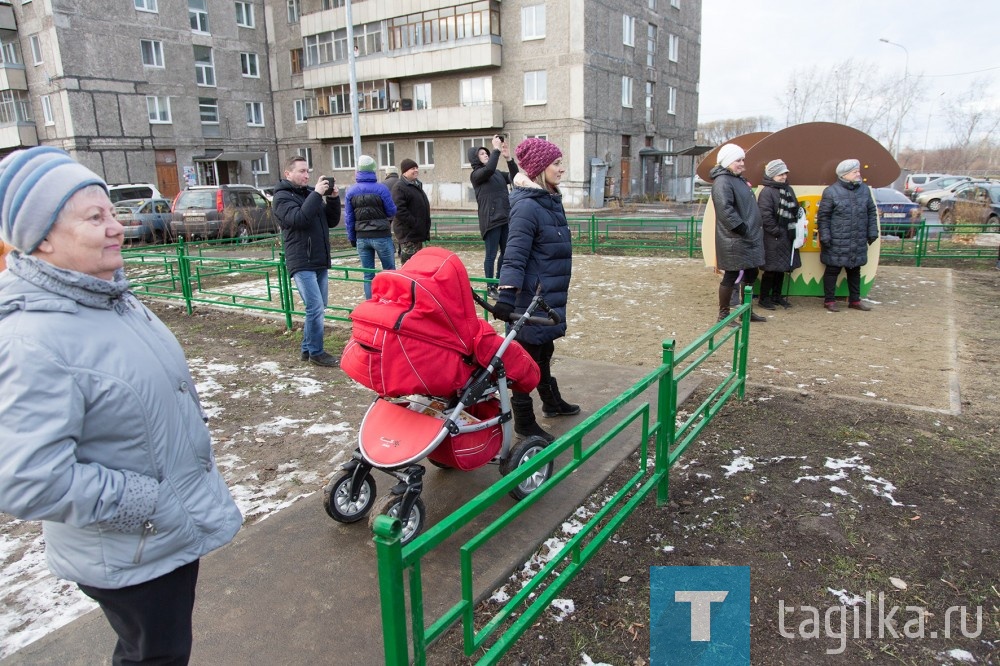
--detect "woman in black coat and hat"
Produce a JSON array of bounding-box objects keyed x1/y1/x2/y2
[{"x1": 756, "y1": 159, "x2": 801, "y2": 310}]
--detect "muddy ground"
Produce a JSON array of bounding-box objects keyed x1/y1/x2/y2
[{"x1": 3, "y1": 253, "x2": 997, "y2": 664}]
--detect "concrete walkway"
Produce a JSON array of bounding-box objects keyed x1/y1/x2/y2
[{"x1": 5, "y1": 359, "x2": 702, "y2": 665}]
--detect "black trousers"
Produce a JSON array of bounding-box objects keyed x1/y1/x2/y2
[
  {"x1": 823, "y1": 265, "x2": 861, "y2": 302},
  {"x1": 512, "y1": 339, "x2": 554, "y2": 400},
  {"x1": 78, "y1": 559, "x2": 200, "y2": 666}
]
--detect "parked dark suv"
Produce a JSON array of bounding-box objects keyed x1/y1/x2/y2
[{"x1": 170, "y1": 185, "x2": 276, "y2": 241}]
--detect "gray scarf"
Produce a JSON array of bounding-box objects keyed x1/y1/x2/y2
[{"x1": 6, "y1": 251, "x2": 130, "y2": 310}]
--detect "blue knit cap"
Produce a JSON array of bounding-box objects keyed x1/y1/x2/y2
[{"x1": 0, "y1": 146, "x2": 108, "y2": 253}]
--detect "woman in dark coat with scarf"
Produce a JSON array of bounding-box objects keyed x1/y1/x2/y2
[
  {"x1": 756, "y1": 159, "x2": 801, "y2": 310},
  {"x1": 492, "y1": 138, "x2": 579, "y2": 443}
]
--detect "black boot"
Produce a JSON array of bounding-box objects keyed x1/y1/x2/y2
[
  {"x1": 718, "y1": 285, "x2": 738, "y2": 328},
  {"x1": 729, "y1": 281, "x2": 741, "y2": 307},
  {"x1": 538, "y1": 377, "x2": 581, "y2": 418},
  {"x1": 511, "y1": 392, "x2": 555, "y2": 443}
]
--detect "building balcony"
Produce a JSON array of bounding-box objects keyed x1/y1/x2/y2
[
  {"x1": 0, "y1": 122, "x2": 37, "y2": 150},
  {"x1": 307, "y1": 101, "x2": 503, "y2": 140},
  {"x1": 302, "y1": 39, "x2": 501, "y2": 90},
  {"x1": 0, "y1": 64, "x2": 26, "y2": 91}
]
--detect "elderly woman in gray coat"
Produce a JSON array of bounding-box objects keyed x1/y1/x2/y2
[
  {"x1": 709, "y1": 143, "x2": 767, "y2": 324},
  {"x1": 0, "y1": 147, "x2": 242, "y2": 664},
  {"x1": 817, "y1": 158, "x2": 879, "y2": 312}
]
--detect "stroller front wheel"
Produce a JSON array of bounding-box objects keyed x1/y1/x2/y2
[
  {"x1": 323, "y1": 469, "x2": 377, "y2": 523},
  {"x1": 500, "y1": 435, "x2": 553, "y2": 501},
  {"x1": 369, "y1": 494, "x2": 426, "y2": 545}
]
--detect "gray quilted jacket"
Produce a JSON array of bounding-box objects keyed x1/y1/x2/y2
[
  {"x1": 817, "y1": 179, "x2": 879, "y2": 268},
  {"x1": 0, "y1": 262, "x2": 242, "y2": 588},
  {"x1": 710, "y1": 165, "x2": 765, "y2": 271}
]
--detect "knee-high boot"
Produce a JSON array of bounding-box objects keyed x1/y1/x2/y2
[
  {"x1": 718, "y1": 284, "x2": 736, "y2": 326},
  {"x1": 729, "y1": 281, "x2": 742, "y2": 306},
  {"x1": 537, "y1": 377, "x2": 581, "y2": 418},
  {"x1": 511, "y1": 391, "x2": 555, "y2": 443}
]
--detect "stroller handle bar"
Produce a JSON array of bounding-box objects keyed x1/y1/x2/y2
[{"x1": 473, "y1": 286, "x2": 562, "y2": 326}]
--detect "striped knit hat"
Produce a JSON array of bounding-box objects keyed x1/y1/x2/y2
[{"x1": 0, "y1": 147, "x2": 107, "y2": 253}]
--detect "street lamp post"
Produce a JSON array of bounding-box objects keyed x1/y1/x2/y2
[{"x1": 879, "y1": 38, "x2": 909, "y2": 160}]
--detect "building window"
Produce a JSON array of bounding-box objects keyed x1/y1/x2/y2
[
  {"x1": 297, "y1": 147, "x2": 313, "y2": 169},
  {"x1": 287, "y1": 0, "x2": 299, "y2": 23},
  {"x1": 140, "y1": 39, "x2": 164, "y2": 68},
  {"x1": 387, "y1": 2, "x2": 501, "y2": 50},
  {"x1": 189, "y1": 0, "x2": 209, "y2": 33},
  {"x1": 135, "y1": 0, "x2": 158, "y2": 12},
  {"x1": 311, "y1": 80, "x2": 387, "y2": 115},
  {"x1": 378, "y1": 142, "x2": 395, "y2": 168},
  {"x1": 146, "y1": 95, "x2": 171, "y2": 123},
  {"x1": 0, "y1": 90, "x2": 33, "y2": 123},
  {"x1": 235, "y1": 1, "x2": 254, "y2": 28},
  {"x1": 646, "y1": 25, "x2": 656, "y2": 68},
  {"x1": 668, "y1": 34, "x2": 679, "y2": 62},
  {"x1": 670, "y1": 0, "x2": 680, "y2": 7},
  {"x1": 199, "y1": 97, "x2": 219, "y2": 124},
  {"x1": 290, "y1": 48, "x2": 303, "y2": 75},
  {"x1": 1, "y1": 41, "x2": 22, "y2": 66},
  {"x1": 622, "y1": 15, "x2": 635, "y2": 47},
  {"x1": 251, "y1": 154, "x2": 269, "y2": 174},
  {"x1": 41, "y1": 94, "x2": 53, "y2": 125},
  {"x1": 522, "y1": 4, "x2": 545, "y2": 40},
  {"x1": 294, "y1": 99, "x2": 307, "y2": 123},
  {"x1": 29, "y1": 35, "x2": 42, "y2": 65},
  {"x1": 664, "y1": 138, "x2": 674, "y2": 165},
  {"x1": 304, "y1": 32, "x2": 334, "y2": 66},
  {"x1": 668, "y1": 86, "x2": 677, "y2": 115},
  {"x1": 525, "y1": 134, "x2": 548, "y2": 141},
  {"x1": 413, "y1": 83, "x2": 431, "y2": 110},
  {"x1": 416, "y1": 140, "x2": 434, "y2": 167},
  {"x1": 332, "y1": 144, "x2": 355, "y2": 170},
  {"x1": 523, "y1": 71, "x2": 547, "y2": 106},
  {"x1": 645, "y1": 81, "x2": 654, "y2": 123},
  {"x1": 648, "y1": 0, "x2": 655, "y2": 8},
  {"x1": 354, "y1": 22, "x2": 382, "y2": 57},
  {"x1": 461, "y1": 137, "x2": 491, "y2": 166},
  {"x1": 194, "y1": 46, "x2": 215, "y2": 86},
  {"x1": 240, "y1": 52, "x2": 259, "y2": 78},
  {"x1": 245, "y1": 102, "x2": 264, "y2": 126},
  {"x1": 460, "y1": 77, "x2": 492, "y2": 107},
  {"x1": 622, "y1": 76, "x2": 633, "y2": 108}
]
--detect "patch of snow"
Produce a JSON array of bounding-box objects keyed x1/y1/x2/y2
[
  {"x1": 579, "y1": 653, "x2": 613, "y2": 666},
  {"x1": 722, "y1": 455, "x2": 754, "y2": 477},
  {"x1": 549, "y1": 598, "x2": 575, "y2": 622},
  {"x1": 490, "y1": 586, "x2": 510, "y2": 604},
  {"x1": 942, "y1": 648, "x2": 976, "y2": 663},
  {"x1": 827, "y1": 588, "x2": 866, "y2": 606}
]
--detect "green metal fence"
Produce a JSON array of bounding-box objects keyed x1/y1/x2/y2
[{"x1": 372, "y1": 291, "x2": 754, "y2": 665}]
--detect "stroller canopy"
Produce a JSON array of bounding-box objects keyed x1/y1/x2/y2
[{"x1": 342, "y1": 247, "x2": 539, "y2": 397}]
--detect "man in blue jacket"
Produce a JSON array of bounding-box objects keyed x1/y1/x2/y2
[
  {"x1": 345, "y1": 155, "x2": 397, "y2": 299},
  {"x1": 273, "y1": 156, "x2": 342, "y2": 366}
]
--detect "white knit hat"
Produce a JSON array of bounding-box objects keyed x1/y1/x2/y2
[{"x1": 717, "y1": 144, "x2": 745, "y2": 169}]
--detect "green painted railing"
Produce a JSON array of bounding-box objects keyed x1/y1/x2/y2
[{"x1": 373, "y1": 289, "x2": 754, "y2": 665}]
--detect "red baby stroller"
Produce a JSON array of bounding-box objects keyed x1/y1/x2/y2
[{"x1": 324, "y1": 247, "x2": 560, "y2": 544}]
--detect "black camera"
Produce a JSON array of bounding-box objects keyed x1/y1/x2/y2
[{"x1": 495, "y1": 134, "x2": 505, "y2": 143}]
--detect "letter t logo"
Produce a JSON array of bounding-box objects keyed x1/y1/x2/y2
[{"x1": 674, "y1": 591, "x2": 729, "y2": 641}]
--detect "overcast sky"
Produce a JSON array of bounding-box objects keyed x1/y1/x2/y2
[{"x1": 698, "y1": 0, "x2": 1000, "y2": 149}]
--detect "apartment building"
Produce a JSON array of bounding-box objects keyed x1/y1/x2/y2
[{"x1": 0, "y1": 0, "x2": 701, "y2": 208}]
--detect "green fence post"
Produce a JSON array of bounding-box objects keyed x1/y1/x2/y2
[
  {"x1": 176, "y1": 236, "x2": 193, "y2": 315},
  {"x1": 737, "y1": 285, "x2": 751, "y2": 399},
  {"x1": 373, "y1": 515, "x2": 409, "y2": 666},
  {"x1": 915, "y1": 221, "x2": 925, "y2": 268},
  {"x1": 656, "y1": 339, "x2": 677, "y2": 506},
  {"x1": 278, "y1": 250, "x2": 293, "y2": 330},
  {"x1": 589, "y1": 214, "x2": 597, "y2": 254}
]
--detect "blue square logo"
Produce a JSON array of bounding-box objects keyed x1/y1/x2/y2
[{"x1": 650, "y1": 566, "x2": 750, "y2": 665}]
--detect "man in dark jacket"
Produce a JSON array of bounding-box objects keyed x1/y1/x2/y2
[
  {"x1": 273, "y1": 156, "x2": 342, "y2": 366},
  {"x1": 469, "y1": 135, "x2": 518, "y2": 297},
  {"x1": 817, "y1": 158, "x2": 879, "y2": 312},
  {"x1": 345, "y1": 155, "x2": 397, "y2": 299},
  {"x1": 710, "y1": 143, "x2": 767, "y2": 325},
  {"x1": 390, "y1": 158, "x2": 431, "y2": 264}
]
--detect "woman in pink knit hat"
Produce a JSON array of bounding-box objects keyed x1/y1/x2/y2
[{"x1": 491, "y1": 137, "x2": 579, "y2": 443}]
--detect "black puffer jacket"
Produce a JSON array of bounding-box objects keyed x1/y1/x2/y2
[
  {"x1": 710, "y1": 165, "x2": 765, "y2": 271},
  {"x1": 272, "y1": 180, "x2": 341, "y2": 277},
  {"x1": 757, "y1": 178, "x2": 801, "y2": 271},
  {"x1": 817, "y1": 179, "x2": 879, "y2": 268},
  {"x1": 391, "y1": 177, "x2": 431, "y2": 244},
  {"x1": 468, "y1": 147, "x2": 518, "y2": 238},
  {"x1": 497, "y1": 184, "x2": 572, "y2": 345}
]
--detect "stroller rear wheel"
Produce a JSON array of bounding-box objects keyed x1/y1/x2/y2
[
  {"x1": 499, "y1": 435, "x2": 553, "y2": 501},
  {"x1": 323, "y1": 469, "x2": 377, "y2": 523},
  {"x1": 369, "y1": 494, "x2": 426, "y2": 545}
]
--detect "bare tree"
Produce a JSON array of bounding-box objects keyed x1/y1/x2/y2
[{"x1": 695, "y1": 116, "x2": 774, "y2": 146}]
